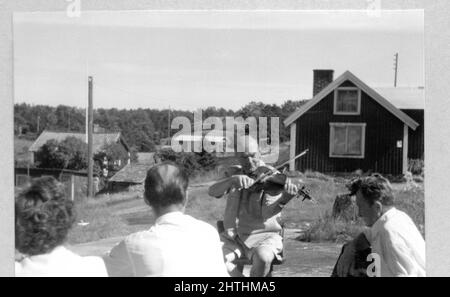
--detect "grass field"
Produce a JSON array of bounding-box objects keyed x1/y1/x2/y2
[{"x1": 67, "y1": 173, "x2": 424, "y2": 245}]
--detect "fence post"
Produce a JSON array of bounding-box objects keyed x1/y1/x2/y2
[{"x1": 71, "y1": 175, "x2": 75, "y2": 201}]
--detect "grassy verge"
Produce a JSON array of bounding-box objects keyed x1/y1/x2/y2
[
  {"x1": 68, "y1": 172, "x2": 424, "y2": 245},
  {"x1": 302, "y1": 178, "x2": 425, "y2": 243}
]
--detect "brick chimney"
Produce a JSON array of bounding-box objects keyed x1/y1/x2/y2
[{"x1": 313, "y1": 69, "x2": 334, "y2": 97}]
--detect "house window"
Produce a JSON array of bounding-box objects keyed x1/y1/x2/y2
[
  {"x1": 334, "y1": 87, "x2": 361, "y2": 115},
  {"x1": 329, "y1": 123, "x2": 366, "y2": 158}
]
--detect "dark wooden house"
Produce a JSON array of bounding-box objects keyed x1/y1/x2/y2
[{"x1": 284, "y1": 70, "x2": 424, "y2": 175}]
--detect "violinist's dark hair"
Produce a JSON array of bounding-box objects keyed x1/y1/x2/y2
[
  {"x1": 15, "y1": 176, "x2": 76, "y2": 256},
  {"x1": 347, "y1": 173, "x2": 394, "y2": 206},
  {"x1": 144, "y1": 162, "x2": 189, "y2": 208}
]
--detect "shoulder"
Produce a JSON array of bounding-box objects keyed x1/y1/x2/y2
[
  {"x1": 61, "y1": 247, "x2": 107, "y2": 275},
  {"x1": 123, "y1": 230, "x2": 159, "y2": 247},
  {"x1": 16, "y1": 247, "x2": 107, "y2": 277},
  {"x1": 383, "y1": 209, "x2": 416, "y2": 231},
  {"x1": 184, "y1": 215, "x2": 219, "y2": 236},
  {"x1": 378, "y1": 209, "x2": 422, "y2": 242}
]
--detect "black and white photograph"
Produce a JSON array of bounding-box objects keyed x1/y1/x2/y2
[{"x1": 10, "y1": 7, "x2": 427, "y2": 280}]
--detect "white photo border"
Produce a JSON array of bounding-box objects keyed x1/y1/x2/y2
[{"x1": 1, "y1": 0, "x2": 447, "y2": 277}]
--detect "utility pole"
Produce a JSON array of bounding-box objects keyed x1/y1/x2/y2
[
  {"x1": 36, "y1": 115, "x2": 40, "y2": 133},
  {"x1": 168, "y1": 105, "x2": 171, "y2": 138},
  {"x1": 87, "y1": 76, "x2": 94, "y2": 198},
  {"x1": 393, "y1": 53, "x2": 399, "y2": 87}
]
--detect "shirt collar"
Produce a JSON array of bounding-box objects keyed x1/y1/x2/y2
[
  {"x1": 155, "y1": 211, "x2": 185, "y2": 225},
  {"x1": 370, "y1": 207, "x2": 397, "y2": 237}
]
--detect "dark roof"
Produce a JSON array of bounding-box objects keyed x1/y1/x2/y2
[
  {"x1": 29, "y1": 130, "x2": 128, "y2": 153},
  {"x1": 108, "y1": 163, "x2": 154, "y2": 184},
  {"x1": 284, "y1": 70, "x2": 420, "y2": 130},
  {"x1": 136, "y1": 152, "x2": 156, "y2": 164}
]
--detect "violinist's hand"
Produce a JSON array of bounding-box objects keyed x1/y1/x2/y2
[
  {"x1": 284, "y1": 178, "x2": 299, "y2": 196},
  {"x1": 231, "y1": 175, "x2": 255, "y2": 190}
]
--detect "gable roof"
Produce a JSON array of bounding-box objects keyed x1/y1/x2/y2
[
  {"x1": 136, "y1": 152, "x2": 156, "y2": 164},
  {"x1": 29, "y1": 130, "x2": 128, "y2": 152},
  {"x1": 109, "y1": 163, "x2": 153, "y2": 184},
  {"x1": 284, "y1": 71, "x2": 420, "y2": 130}
]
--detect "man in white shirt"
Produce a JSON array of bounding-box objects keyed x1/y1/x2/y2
[
  {"x1": 103, "y1": 162, "x2": 229, "y2": 277},
  {"x1": 335, "y1": 174, "x2": 425, "y2": 277}
]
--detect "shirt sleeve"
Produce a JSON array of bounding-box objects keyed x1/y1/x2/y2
[
  {"x1": 379, "y1": 229, "x2": 419, "y2": 277},
  {"x1": 103, "y1": 240, "x2": 134, "y2": 277}
]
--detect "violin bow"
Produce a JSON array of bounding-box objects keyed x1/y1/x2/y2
[
  {"x1": 252, "y1": 148, "x2": 310, "y2": 184},
  {"x1": 275, "y1": 148, "x2": 309, "y2": 171}
]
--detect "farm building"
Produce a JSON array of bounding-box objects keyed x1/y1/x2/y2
[
  {"x1": 28, "y1": 130, "x2": 131, "y2": 165},
  {"x1": 107, "y1": 152, "x2": 157, "y2": 191},
  {"x1": 285, "y1": 69, "x2": 424, "y2": 175}
]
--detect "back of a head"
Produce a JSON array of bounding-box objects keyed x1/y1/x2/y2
[
  {"x1": 144, "y1": 162, "x2": 189, "y2": 209},
  {"x1": 348, "y1": 173, "x2": 394, "y2": 206},
  {"x1": 15, "y1": 176, "x2": 75, "y2": 256}
]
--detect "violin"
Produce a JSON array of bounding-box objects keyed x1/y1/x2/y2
[{"x1": 246, "y1": 165, "x2": 316, "y2": 203}]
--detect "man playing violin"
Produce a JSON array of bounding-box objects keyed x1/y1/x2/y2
[{"x1": 208, "y1": 135, "x2": 301, "y2": 277}]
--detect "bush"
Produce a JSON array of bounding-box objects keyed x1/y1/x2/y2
[
  {"x1": 302, "y1": 211, "x2": 366, "y2": 243},
  {"x1": 304, "y1": 170, "x2": 331, "y2": 181},
  {"x1": 395, "y1": 186, "x2": 425, "y2": 236},
  {"x1": 36, "y1": 137, "x2": 88, "y2": 170},
  {"x1": 155, "y1": 148, "x2": 218, "y2": 177},
  {"x1": 303, "y1": 183, "x2": 425, "y2": 242},
  {"x1": 408, "y1": 159, "x2": 424, "y2": 176}
]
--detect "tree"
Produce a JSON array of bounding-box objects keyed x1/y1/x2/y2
[
  {"x1": 155, "y1": 148, "x2": 218, "y2": 176},
  {"x1": 36, "y1": 137, "x2": 88, "y2": 170},
  {"x1": 94, "y1": 142, "x2": 131, "y2": 174}
]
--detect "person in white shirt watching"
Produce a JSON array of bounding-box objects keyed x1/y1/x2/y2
[
  {"x1": 335, "y1": 173, "x2": 425, "y2": 277},
  {"x1": 103, "y1": 162, "x2": 229, "y2": 277},
  {"x1": 15, "y1": 177, "x2": 107, "y2": 277}
]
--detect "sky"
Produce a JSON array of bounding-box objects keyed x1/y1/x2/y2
[{"x1": 14, "y1": 10, "x2": 424, "y2": 111}]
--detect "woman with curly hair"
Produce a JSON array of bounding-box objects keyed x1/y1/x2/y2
[{"x1": 15, "y1": 176, "x2": 107, "y2": 277}]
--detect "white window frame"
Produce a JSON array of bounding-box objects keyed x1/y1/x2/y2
[
  {"x1": 329, "y1": 122, "x2": 366, "y2": 159},
  {"x1": 333, "y1": 87, "x2": 361, "y2": 115}
]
